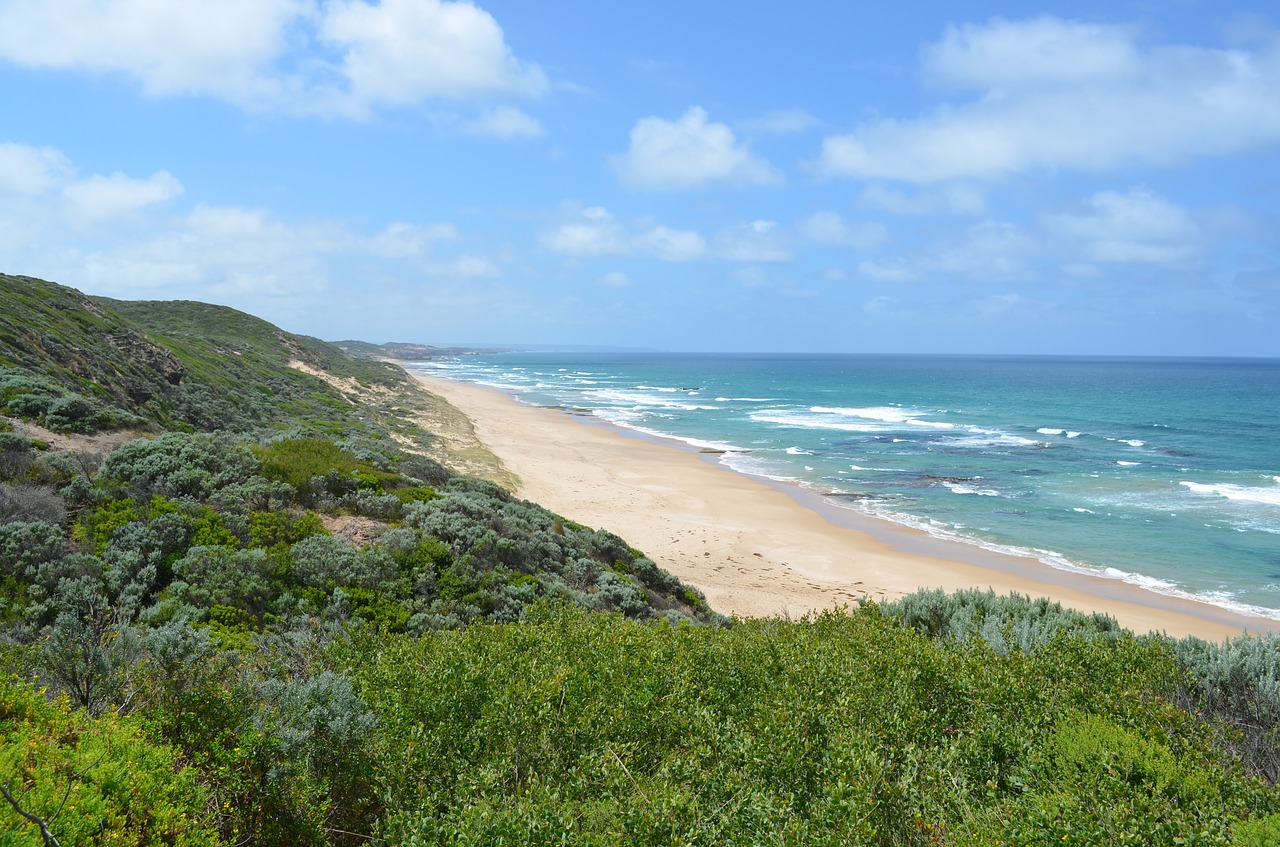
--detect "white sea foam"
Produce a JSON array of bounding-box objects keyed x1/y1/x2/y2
[
  {"x1": 752, "y1": 405, "x2": 955, "y2": 433},
  {"x1": 587, "y1": 389, "x2": 717, "y2": 411},
  {"x1": 1037, "y1": 428, "x2": 1064, "y2": 435},
  {"x1": 1073, "y1": 507, "x2": 1096, "y2": 513},
  {"x1": 940, "y1": 482, "x2": 1002, "y2": 497},
  {"x1": 810, "y1": 405, "x2": 954, "y2": 429},
  {"x1": 751, "y1": 409, "x2": 891, "y2": 432},
  {"x1": 1180, "y1": 480, "x2": 1280, "y2": 507},
  {"x1": 785, "y1": 446, "x2": 814, "y2": 455},
  {"x1": 1067, "y1": 431, "x2": 1081, "y2": 438},
  {"x1": 721, "y1": 452, "x2": 799, "y2": 482},
  {"x1": 944, "y1": 428, "x2": 1041, "y2": 449},
  {"x1": 1116, "y1": 461, "x2": 1141, "y2": 467}
]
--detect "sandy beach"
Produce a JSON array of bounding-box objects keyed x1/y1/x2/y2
[{"x1": 410, "y1": 371, "x2": 1280, "y2": 641}]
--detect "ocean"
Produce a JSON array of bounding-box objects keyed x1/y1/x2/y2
[{"x1": 410, "y1": 353, "x2": 1280, "y2": 621}]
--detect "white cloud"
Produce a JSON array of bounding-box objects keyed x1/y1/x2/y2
[
  {"x1": 462, "y1": 106, "x2": 543, "y2": 138},
  {"x1": 0, "y1": 142, "x2": 74, "y2": 194},
  {"x1": 0, "y1": 0, "x2": 300, "y2": 100},
  {"x1": 817, "y1": 17, "x2": 1280, "y2": 182},
  {"x1": 611, "y1": 107, "x2": 783, "y2": 191},
  {"x1": 540, "y1": 206, "x2": 628, "y2": 256},
  {"x1": 0, "y1": 0, "x2": 548, "y2": 121},
  {"x1": 923, "y1": 16, "x2": 1139, "y2": 90},
  {"x1": 0, "y1": 141, "x2": 494, "y2": 302},
  {"x1": 798, "y1": 212, "x2": 887, "y2": 248},
  {"x1": 855, "y1": 184, "x2": 985, "y2": 215},
  {"x1": 714, "y1": 220, "x2": 791, "y2": 262},
  {"x1": 320, "y1": 0, "x2": 547, "y2": 109},
  {"x1": 541, "y1": 206, "x2": 707, "y2": 261},
  {"x1": 62, "y1": 170, "x2": 183, "y2": 221},
  {"x1": 1045, "y1": 187, "x2": 1201, "y2": 264}
]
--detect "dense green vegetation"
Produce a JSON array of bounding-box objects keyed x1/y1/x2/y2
[
  {"x1": 0, "y1": 274, "x2": 422, "y2": 438},
  {"x1": 3, "y1": 275, "x2": 1280, "y2": 844}
]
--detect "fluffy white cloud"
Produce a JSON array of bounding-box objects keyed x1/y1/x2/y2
[
  {"x1": 0, "y1": 141, "x2": 494, "y2": 304},
  {"x1": 541, "y1": 207, "x2": 707, "y2": 261},
  {"x1": 62, "y1": 170, "x2": 183, "y2": 221},
  {"x1": 320, "y1": 0, "x2": 547, "y2": 108},
  {"x1": 817, "y1": 17, "x2": 1280, "y2": 182},
  {"x1": 0, "y1": 0, "x2": 300, "y2": 100},
  {"x1": 0, "y1": 143, "x2": 74, "y2": 194},
  {"x1": 612, "y1": 107, "x2": 783, "y2": 191},
  {"x1": 1045, "y1": 187, "x2": 1201, "y2": 264},
  {"x1": 923, "y1": 16, "x2": 1139, "y2": 89},
  {"x1": 0, "y1": 0, "x2": 547, "y2": 120},
  {"x1": 798, "y1": 212, "x2": 887, "y2": 248}
]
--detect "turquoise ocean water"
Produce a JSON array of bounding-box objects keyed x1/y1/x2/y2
[{"x1": 411, "y1": 354, "x2": 1280, "y2": 620}]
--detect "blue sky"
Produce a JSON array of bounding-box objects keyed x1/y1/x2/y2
[{"x1": 1, "y1": 1, "x2": 1278, "y2": 355}]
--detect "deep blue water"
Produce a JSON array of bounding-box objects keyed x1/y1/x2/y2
[{"x1": 411, "y1": 353, "x2": 1280, "y2": 619}]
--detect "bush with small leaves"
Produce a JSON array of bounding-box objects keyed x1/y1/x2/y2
[
  {"x1": 290, "y1": 534, "x2": 394, "y2": 591},
  {"x1": 100, "y1": 431, "x2": 259, "y2": 501},
  {"x1": 0, "y1": 520, "x2": 65, "y2": 578},
  {"x1": 590, "y1": 570, "x2": 650, "y2": 618},
  {"x1": 170, "y1": 545, "x2": 275, "y2": 618}
]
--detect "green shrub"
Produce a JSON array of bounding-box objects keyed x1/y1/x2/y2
[
  {"x1": 254, "y1": 438, "x2": 399, "y2": 492},
  {"x1": 100, "y1": 432, "x2": 258, "y2": 501},
  {"x1": 0, "y1": 677, "x2": 219, "y2": 845}
]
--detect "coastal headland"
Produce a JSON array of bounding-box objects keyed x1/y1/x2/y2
[{"x1": 411, "y1": 371, "x2": 1280, "y2": 641}]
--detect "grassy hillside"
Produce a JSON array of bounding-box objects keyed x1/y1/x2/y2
[{"x1": 0, "y1": 273, "x2": 413, "y2": 436}]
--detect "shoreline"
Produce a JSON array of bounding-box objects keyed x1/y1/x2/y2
[{"x1": 409, "y1": 370, "x2": 1280, "y2": 641}]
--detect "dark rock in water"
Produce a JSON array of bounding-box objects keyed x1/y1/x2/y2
[
  {"x1": 700, "y1": 448, "x2": 727, "y2": 454},
  {"x1": 924, "y1": 475, "x2": 975, "y2": 484},
  {"x1": 825, "y1": 491, "x2": 880, "y2": 501},
  {"x1": 1014, "y1": 468, "x2": 1045, "y2": 475}
]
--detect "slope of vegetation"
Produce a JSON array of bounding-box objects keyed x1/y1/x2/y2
[{"x1": 3, "y1": 274, "x2": 1279, "y2": 845}]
